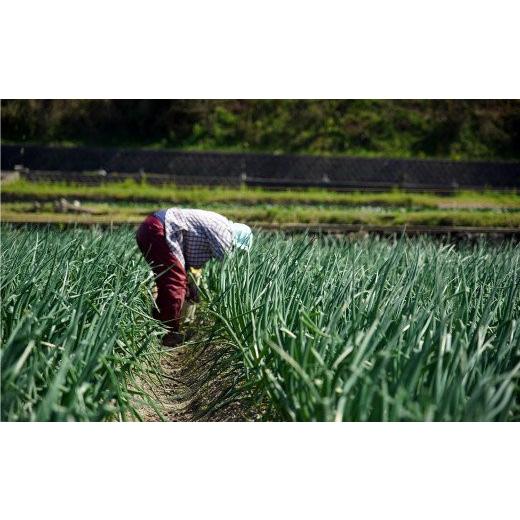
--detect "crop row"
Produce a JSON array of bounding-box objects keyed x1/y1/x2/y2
[
  {"x1": 204, "y1": 234, "x2": 520, "y2": 421},
  {"x1": 1, "y1": 226, "x2": 163, "y2": 421}
]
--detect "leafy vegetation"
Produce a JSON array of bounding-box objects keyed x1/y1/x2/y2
[
  {"x1": 2, "y1": 226, "x2": 519, "y2": 422},
  {"x1": 0, "y1": 226, "x2": 163, "y2": 421},
  {"x1": 204, "y1": 233, "x2": 520, "y2": 421},
  {"x1": 3, "y1": 100, "x2": 520, "y2": 159}
]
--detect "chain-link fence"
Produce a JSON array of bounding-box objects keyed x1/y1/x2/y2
[{"x1": 2, "y1": 144, "x2": 519, "y2": 191}]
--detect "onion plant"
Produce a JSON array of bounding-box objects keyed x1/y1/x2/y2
[
  {"x1": 1, "y1": 225, "x2": 163, "y2": 421},
  {"x1": 205, "y1": 233, "x2": 520, "y2": 421}
]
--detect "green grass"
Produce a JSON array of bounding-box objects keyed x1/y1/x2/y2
[
  {"x1": 0, "y1": 226, "x2": 164, "y2": 421},
  {"x1": 3, "y1": 179, "x2": 520, "y2": 209},
  {"x1": 203, "y1": 233, "x2": 520, "y2": 421},
  {"x1": 3, "y1": 201, "x2": 520, "y2": 228}
]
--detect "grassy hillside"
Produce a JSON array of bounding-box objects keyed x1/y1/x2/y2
[{"x1": 2, "y1": 100, "x2": 520, "y2": 160}]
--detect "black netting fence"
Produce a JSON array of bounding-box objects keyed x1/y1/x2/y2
[{"x1": 2, "y1": 144, "x2": 519, "y2": 190}]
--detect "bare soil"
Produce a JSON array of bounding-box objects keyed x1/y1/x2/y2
[{"x1": 133, "y1": 335, "x2": 260, "y2": 422}]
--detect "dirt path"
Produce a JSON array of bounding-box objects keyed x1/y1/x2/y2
[
  {"x1": 134, "y1": 339, "x2": 257, "y2": 422},
  {"x1": 135, "y1": 346, "x2": 199, "y2": 422}
]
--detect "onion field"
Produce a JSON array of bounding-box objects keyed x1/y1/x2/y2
[
  {"x1": 205, "y1": 234, "x2": 520, "y2": 421},
  {"x1": 1, "y1": 226, "x2": 519, "y2": 421},
  {"x1": 1, "y1": 226, "x2": 163, "y2": 421}
]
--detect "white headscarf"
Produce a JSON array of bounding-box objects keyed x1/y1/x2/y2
[{"x1": 230, "y1": 222, "x2": 253, "y2": 251}]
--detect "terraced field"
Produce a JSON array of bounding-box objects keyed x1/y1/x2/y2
[{"x1": 2, "y1": 180, "x2": 520, "y2": 230}]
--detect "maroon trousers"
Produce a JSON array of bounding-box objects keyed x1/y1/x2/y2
[{"x1": 136, "y1": 215, "x2": 187, "y2": 331}]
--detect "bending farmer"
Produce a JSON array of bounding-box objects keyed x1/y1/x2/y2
[{"x1": 136, "y1": 208, "x2": 252, "y2": 347}]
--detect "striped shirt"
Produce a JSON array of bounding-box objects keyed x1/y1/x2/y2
[{"x1": 158, "y1": 208, "x2": 234, "y2": 268}]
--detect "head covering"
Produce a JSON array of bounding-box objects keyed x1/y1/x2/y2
[{"x1": 230, "y1": 222, "x2": 253, "y2": 251}]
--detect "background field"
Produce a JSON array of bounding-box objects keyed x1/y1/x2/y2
[
  {"x1": 3, "y1": 99, "x2": 519, "y2": 233},
  {"x1": 3, "y1": 180, "x2": 520, "y2": 230}
]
